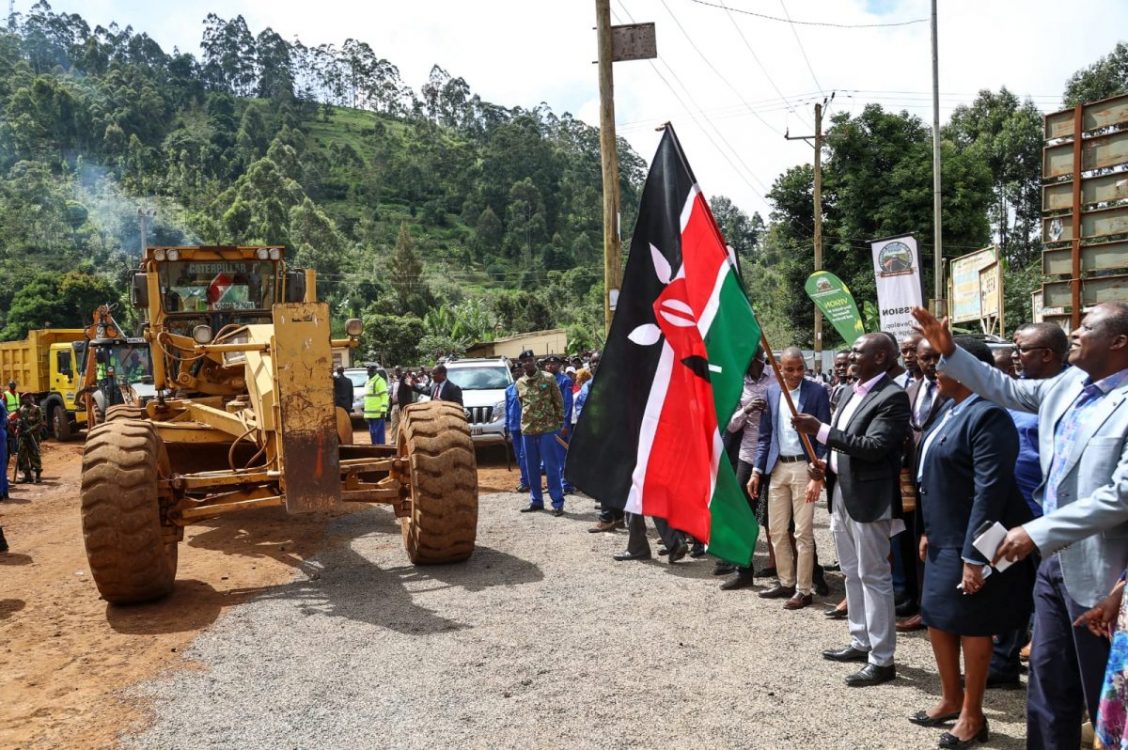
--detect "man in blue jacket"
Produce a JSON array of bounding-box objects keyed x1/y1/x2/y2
[
  {"x1": 544, "y1": 355, "x2": 574, "y2": 494},
  {"x1": 751, "y1": 347, "x2": 831, "y2": 610},
  {"x1": 505, "y1": 362, "x2": 529, "y2": 493}
]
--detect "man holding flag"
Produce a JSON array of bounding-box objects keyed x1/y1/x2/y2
[{"x1": 565, "y1": 125, "x2": 761, "y2": 567}]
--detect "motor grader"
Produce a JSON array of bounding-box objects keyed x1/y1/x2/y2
[{"x1": 80, "y1": 245, "x2": 478, "y2": 604}]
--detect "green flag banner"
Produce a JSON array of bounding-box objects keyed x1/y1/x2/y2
[{"x1": 804, "y1": 271, "x2": 865, "y2": 346}]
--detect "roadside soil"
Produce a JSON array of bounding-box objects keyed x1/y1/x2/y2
[{"x1": 0, "y1": 430, "x2": 524, "y2": 749}]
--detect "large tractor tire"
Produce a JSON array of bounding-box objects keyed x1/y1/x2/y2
[
  {"x1": 398, "y1": 400, "x2": 478, "y2": 564},
  {"x1": 80, "y1": 418, "x2": 178, "y2": 604},
  {"x1": 105, "y1": 404, "x2": 144, "y2": 422}
]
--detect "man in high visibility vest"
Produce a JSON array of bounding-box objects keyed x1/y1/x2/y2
[
  {"x1": 3, "y1": 381, "x2": 18, "y2": 413},
  {"x1": 363, "y1": 365, "x2": 389, "y2": 445}
]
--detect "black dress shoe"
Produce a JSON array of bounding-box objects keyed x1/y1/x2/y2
[
  {"x1": 613, "y1": 550, "x2": 651, "y2": 561},
  {"x1": 845, "y1": 663, "x2": 896, "y2": 687},
  {"x1": 822, "y1": 563, "x2": 841, "y2": 572},
  {"x1": 908, "y1": 710, "x2": 961, "y2": 727},
  {"x1": 758, "y1": 584, "x2": 796, "y2": 599},
  {"x1": 550, "y1": 508, "x2": 564, "y2": 517},
  {"x1": 520, "y1": 505, "x2": 544, "y2": 513},
  {"x1": 720, "y1": 571, "x2": 756, "y2": 591},
  {"x1": 896, "y1": 600, "x2": 919, "y2": 617},
  {"x1": 689, "y1": 544, "x2": 706, "y2": 558},
  {"x1": 754, "y1": 566, "x2": 777, "y2": 578},
  {"x1": 667, "y1": 539, "x2": 689, "y2": 563},
  {"x1": 985, "y1": 673, "x2": 1021, "y2": 690},
  {"x1": 822, "y1": 645, "x2": 869, "y2": 662},
  {"x1": 825, "y1": 606, "x2": 848, "y2": 620},
  {"x1": 938, "y1": 720, "x2": 989, "y2": 749},
  {"x1": 813, "y1": 572, "x2": 830, "y2": 597},
  {"x1": 713, "y1": 562, "x2": 736, "y2": 576},
  {"x1": 516, "y1": 484, "x2": 530, "y2": 493}
]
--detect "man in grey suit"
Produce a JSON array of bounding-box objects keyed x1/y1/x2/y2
[
  {"x1": 913, "y1": 302, "x2": 1128, "y2": 750},
  {"x1": 793, "y1": 333, "x2": 911, "y2": 687}
]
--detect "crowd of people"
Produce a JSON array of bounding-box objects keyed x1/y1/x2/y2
[
  {"x1": 0, "y1": 379, "x2": 50, "y2": 554},
  {"x1": 503, "y1": 301, "x2": 1128, "y2": 750}
]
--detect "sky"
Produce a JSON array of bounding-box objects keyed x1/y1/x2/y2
[{"x1": 41, "y1": 0, "x2": 1128, "y2": 220}]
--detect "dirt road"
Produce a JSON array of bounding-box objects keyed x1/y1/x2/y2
[{"x1": 0, "y1": 433, "x2": 521, "y2": 750}]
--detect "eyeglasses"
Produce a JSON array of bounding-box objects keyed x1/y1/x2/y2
[{"x1": 1013, "y1": 345, "x2": 1049, "y2": 355}]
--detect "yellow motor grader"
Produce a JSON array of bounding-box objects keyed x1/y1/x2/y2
[{"x1": 80, "y1": 246, "x2": 478, "y2": 604}]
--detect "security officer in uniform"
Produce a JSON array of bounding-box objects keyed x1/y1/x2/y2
[
  {"x1": 17, "y1": 393, "x2": 43, "y2": 483},
  {"x1": 363, "y1": 365, "x2": 389, "y2": 445}
]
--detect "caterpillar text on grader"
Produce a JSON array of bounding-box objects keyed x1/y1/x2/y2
[{"x1": 80, "y1": 246, "x2": 478, "y2": 604}]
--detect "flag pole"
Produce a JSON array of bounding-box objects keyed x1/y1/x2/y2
[{"x1": 759, "y1": 331, "x2": 818, "y2": 465}]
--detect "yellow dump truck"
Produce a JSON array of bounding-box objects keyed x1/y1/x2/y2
[{"x1": 0, "y1": 329, "x2": 87, "y2": 438}]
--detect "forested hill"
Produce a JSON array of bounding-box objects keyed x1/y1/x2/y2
[{"x1": 0, "y1": 4, "x2": 649, "y2": 360}]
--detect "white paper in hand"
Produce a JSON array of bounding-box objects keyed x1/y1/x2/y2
[{"x1": 972, "y1": 521, "x2": 1013, "y2": 572}]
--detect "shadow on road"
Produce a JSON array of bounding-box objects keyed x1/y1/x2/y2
[
  {"x1": 104, "y1": 505, "x2": 543, "y2": 638},
  {"x1": 0, "y1": 598, "x2": 25, "y2": 619},
  {"x1": 105, "y1": 578, "x2": 246, "y2": 635},
  {"x1": 0, "y1": 552, "x2": 32, "y2": 566}
]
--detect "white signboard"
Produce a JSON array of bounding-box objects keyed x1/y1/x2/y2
[{"x1": 870, "y1": 235, "x2": 923, "y2": 339}]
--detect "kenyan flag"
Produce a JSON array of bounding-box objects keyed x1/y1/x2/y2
[{"x1": 565, "y1": 126, "x2": 762, "y2": 565}]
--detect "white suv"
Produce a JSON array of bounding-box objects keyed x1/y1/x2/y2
[{"x1": 443, "y1": 358, "x2": 512, "y2": 446}]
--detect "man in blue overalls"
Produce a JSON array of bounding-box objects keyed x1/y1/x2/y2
[
  {"x1": 505, "y1": 361, "x2": 529, "y2": 493},
  {"x1": 543, "y1": 355, "x2": 573, "y2": 494}
]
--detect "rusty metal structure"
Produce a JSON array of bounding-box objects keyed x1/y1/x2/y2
[
  {"x1": 80, "y1": 246, "x2": 478, "y2": 604},
  {"x1": 1041, "y1": 93, "x2": 1128, "y2": 330}
]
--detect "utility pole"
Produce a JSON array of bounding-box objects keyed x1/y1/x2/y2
[
  {"x1": 785, "y1": 100, "x2": 826, "y2": 372},
  {"x1": 596, "y1": 0, "x2": 622, "y2": 335},
  {"x1": 930, "y1": 0, "x2": 944, "y2": 315}
]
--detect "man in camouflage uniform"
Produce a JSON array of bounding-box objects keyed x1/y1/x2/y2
[
  {"x1": 16, "y1": 394, "x2": 42, "y2": 483},
  {"x1": 516, "y1": 357, "x2": 565, "y2": 516}
]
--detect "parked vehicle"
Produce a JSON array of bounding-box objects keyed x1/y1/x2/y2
[{"x1": 443, "y1": 358, "x2": 511, "y2": 447}]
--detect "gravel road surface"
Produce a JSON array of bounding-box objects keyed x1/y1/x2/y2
[{"x1": 124, "y1": 492, "x2": 1027, "y2": 750}]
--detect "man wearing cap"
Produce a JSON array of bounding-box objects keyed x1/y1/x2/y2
[
  {"x1": 16, "y1": 393, "x2": 43, "y2": 483},
  {"x1": 543, "y1": 355, "x2": 574, "y2": 494},
  {"x1": 516, "y1": 357, "x2": 566, "y2": 515}
]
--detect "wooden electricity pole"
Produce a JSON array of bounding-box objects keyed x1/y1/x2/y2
[
  {"x1": 785, "y1": 101, "x2": 825, "y2": 372},
  {"x1": 596, "y1": 0, "x2": 622, "y2": 335}
]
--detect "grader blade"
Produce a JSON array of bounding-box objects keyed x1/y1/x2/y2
[{"x1": 273, "y1": 302, "x2": 341, "y2": 513}]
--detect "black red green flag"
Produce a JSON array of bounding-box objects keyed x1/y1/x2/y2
[{"x1": 565, "y1": 126, "x2": 762, "y2": 565}]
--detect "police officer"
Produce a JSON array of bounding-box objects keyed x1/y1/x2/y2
[
  {"x1": 363, "y1": 365, "x2": 389, "y2": 445},
  {"x1": 17, "y1": 393, "x2": 42, "y2": 483}
]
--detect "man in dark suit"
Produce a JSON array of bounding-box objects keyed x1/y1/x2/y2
[
  {"x1": 793, "y1": 333, "x2": 911, "y2": 687},
  {"x1": 417, "y1": 364, "x2": 463, "y2": 406},
  {"x1": 750, "y1": 347, "x2": 831, "y2": 610}
]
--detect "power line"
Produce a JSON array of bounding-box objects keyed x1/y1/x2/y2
[
  {"x1": 779, "y1": 0, "x2": 822, "y2": 93},
  {"x1": 614, "y1": 1, "x2": 771, "y2": 198},
  {"x1": 718, "y1": 0, "x2": 813, "y2": 130},
  {"x1": 652, "y1": 0, "x2": 786, "y2": 138},
  {"x1": 690, "y1": 0, "x2": 928, "y2": 29}
]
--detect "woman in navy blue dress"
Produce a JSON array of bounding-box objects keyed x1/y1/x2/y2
[{"x1": 908, "y1": 337, "x2": 1035, "y2": 749}]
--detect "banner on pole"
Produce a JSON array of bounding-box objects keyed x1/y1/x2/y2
[
  {"x1": 804, "y1": 271, "x2": 865, "y2": 346},
  {"x1": 870, "y1": 234, "x2": 923, "y2": 339}
]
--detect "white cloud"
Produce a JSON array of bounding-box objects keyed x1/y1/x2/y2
[{"x1": 40, "y1": 0, "x2": 1128, "y2": 221}]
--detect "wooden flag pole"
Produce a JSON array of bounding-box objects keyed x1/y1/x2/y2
[{"x1": 759, "y1": 331, "x2": 818, "y2": 465}]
